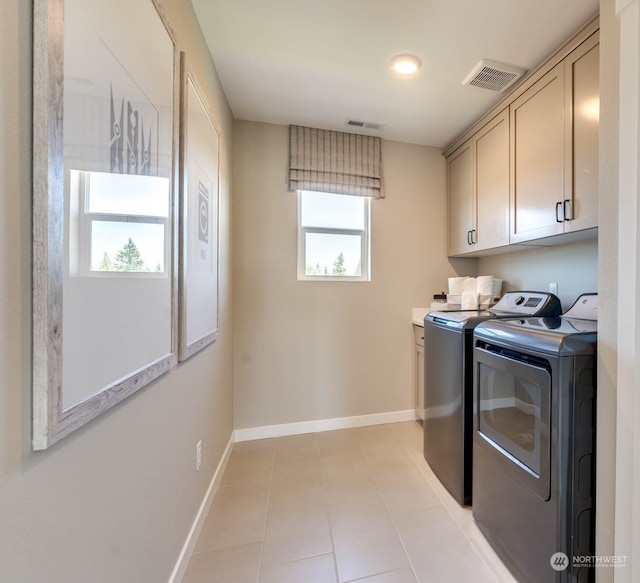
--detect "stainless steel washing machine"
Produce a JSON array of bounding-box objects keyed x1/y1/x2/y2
[
  {"x1": 423, "y1": 291, "x2": 561, "y2": 506},
  {"x1": 472, "y1": 293, "x2": 597, "y2": 583}
]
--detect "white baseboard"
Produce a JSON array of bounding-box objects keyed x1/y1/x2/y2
[
  {"x1": 234, "y1": 409, "x2": 416, "y2": 442},
  {"x1": 168, "y1": 434, "x2": 235, "y2": 583}
]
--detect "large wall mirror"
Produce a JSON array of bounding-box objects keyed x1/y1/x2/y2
[{"x1": 32, "y1": 0, "x2": 179, "y2": 449}]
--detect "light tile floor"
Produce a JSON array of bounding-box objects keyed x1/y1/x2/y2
[{"x1": 183, "y1": 421, "x2": 517, "y2": 583}]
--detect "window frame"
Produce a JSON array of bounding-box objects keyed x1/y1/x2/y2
[
  {"x1": 297, "y1": 190, "x2": 371, "y2": 282},
  {"x1": 72, "y1": 170, "x2": 170, "y2": 278}
]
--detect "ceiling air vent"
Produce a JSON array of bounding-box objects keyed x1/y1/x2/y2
[
  {"x1": 345, "y1": 118, "x2": 385, "y2": 131},
  {"x1": 462, "y1": 59, "x2": 526, "y2": 93}
]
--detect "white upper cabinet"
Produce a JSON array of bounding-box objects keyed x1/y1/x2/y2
[
  {"x1": 445, "y1": 22, "x2": 599, "y2": 256},
  {"x1": 509, "y1": 62, "x2": 566, "y2": 243},
  {"x1": 475, "y1": 110, "x2": 510, "y2": 251},
  {"x1": 510, "y1": 32, "x2": 599, "y2": 244},
  {"x1": 447, "y1": 141, "x2": 474, "y2": 256},
  {"x1": 447, "y1": 109, "x2": 510, "y2": 256},
  {"x1": 564, "y1": 32, "x2": 599, "y2": 233}
]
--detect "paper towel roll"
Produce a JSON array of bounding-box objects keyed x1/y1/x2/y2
[
  {"x1": 479, "y1": 296, "x2": 492, "y2": 309},
  {"x1": 461, "y1": 291, "x2": 479, "y2": 310},
  {"x1": 446, "y1": 294, "x2": 461, "y2": 305},
  {"x1": 477, "y1": 275, "x2": 495, "y2": 296},
  {"x1": 492, "y1": 278, "x2": 502, "y2": 296},
  {"x1": 462, "y1": 277, "x2": 477, "y2": 293},
  {"x1": 448, "y1": 277, "x2": 467, "y2": 295}
]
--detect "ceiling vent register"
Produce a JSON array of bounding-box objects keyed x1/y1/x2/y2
[
  {"x1": 345, "y1": 119, "x2": 385, "y2": 131},
  {"x1": 462, "y1": 59, "x2": 526, "y2": 92}
]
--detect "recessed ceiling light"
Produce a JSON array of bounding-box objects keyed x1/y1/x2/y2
[{"x1": 391, "y1": 54, "x2": 421, "y2": 76}]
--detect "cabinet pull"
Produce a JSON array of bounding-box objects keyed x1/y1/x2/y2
[
  {"x1": 563, "y1": 199, "x2": 573, "y2": 221},
  {"x1": 471, "y1": 229, "x2": 477, "y2": 244},
  {"x1": 467, "y1": 230, "x2": 472, "y2": 245},
  {"x1": 555, "y1": 201, "x2": 564, "y2": 223}
]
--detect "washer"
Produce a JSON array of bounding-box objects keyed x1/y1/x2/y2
[
  {"x1": 423, "y1": 291, "x2": 561, "y2": 506},
  {"x1": 472, "y1": 293, "x2": 597, "y2": 582}
]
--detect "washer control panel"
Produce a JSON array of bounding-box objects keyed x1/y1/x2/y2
[{"x1": 491, "y1": 291, "x2": 562, "y2": 316}]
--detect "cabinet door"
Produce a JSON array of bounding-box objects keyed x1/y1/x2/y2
[
  {"x1": 475, "y1": 109, "x2": 510, "y2": 251},
  {"x1": 447, "y1": 142, "x2": 474, "y2": 256},
  {"x1": 564, "y1": 33, "x2": 599, "y2": 233},
  {"x1": 510, "y1": 62, "x2": 565, "y2": 243},
  {"x1": 416, "y1": 342, "x2": 425, "y2": 420}
]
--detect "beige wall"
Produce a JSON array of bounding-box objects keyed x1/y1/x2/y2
[
  {"x1": 611, "y1": 0, "x2": 640, "y2": 578},
  {"x1": 595, "y1": 0, "x2": 618, "y2": 575},
  {"x1": 232, "y1": 120, "x2": 476, "y2": 430},
  {"x1": 477, "y1": 239, "x2": 598, "y2": 310},
  {"x1": 0, "y1": 1, "x2": 234, "y2": 582}
]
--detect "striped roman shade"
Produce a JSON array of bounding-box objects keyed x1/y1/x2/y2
[{"x1": 288, "y1": 125, "x2": 384, "y2": 198}]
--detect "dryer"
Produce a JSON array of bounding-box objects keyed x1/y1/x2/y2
[
  {"x1": 472, "y1": 293, "x2": 597, "y2": 582},
  {"x1": 422, "y1": 291, "x2": 561, "y2": 506}
]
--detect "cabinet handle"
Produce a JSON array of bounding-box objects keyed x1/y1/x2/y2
[
  {"x1": 471, "y1": 229, "x2": 477, "y2": 244},
  {"x1": 555, "y1": 201, "x2": 564, "y2": 223},
  {"x1": 563, "y1": 199, "x2": 573, "y2": 221},
  {"x1": 467, "y1": 230, "x2": 472, "y2": 245}
]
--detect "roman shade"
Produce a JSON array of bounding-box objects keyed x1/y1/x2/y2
[{"x1": 288, "y1": 125, "x2": 384, "y2": 198}]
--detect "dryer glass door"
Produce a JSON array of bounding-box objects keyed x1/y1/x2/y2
[{"x1": 475, "y1": 346, "x2": 552, "y2": 501}]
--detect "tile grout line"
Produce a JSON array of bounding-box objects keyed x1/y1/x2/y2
[
  {"x1": 398, "y1": 422, "x2": 507, "y2": 583},
  {"x1": 315, "y1": 433, "x2": 342, "y2": 583},
  {"x1": 254, "y1": 439, "x2": 277, "y2": 583},
  {"x1": 259, "y1": 433, "x2": 341, "y2": 582},
  {"x1": 383, "y1": 423, "x2": 433, "y2": 583},
  {"x1": 356, "y1": 423, "x2": 421, "y2": 583}
]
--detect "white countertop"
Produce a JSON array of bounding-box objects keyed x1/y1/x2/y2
[{"x1": 412, "y1": 308, "x2": 430, "y2": 326}]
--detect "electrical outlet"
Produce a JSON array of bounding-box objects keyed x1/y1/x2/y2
[
  {"x1": 196, "y1": 440, "x2": 202, "y2": 472},
  {"x1": 549, "y1": 282, "x2": 558, "y2": 295}
]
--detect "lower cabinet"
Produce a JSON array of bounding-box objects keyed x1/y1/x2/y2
[{"x1": 413, "y1": 324, "x2": 425, "y2": 421}]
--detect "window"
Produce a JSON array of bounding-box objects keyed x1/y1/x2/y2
[
  {"x1": 69, "y1": 170, "x2": 170, "y2": 276},
  {"x1": 298, "y1": 190, "x2": 370, "y2": 281}
]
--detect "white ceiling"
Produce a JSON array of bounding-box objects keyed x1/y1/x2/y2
[{"x1": 191, "y1": 0, "x2": 599, "y2": 148}]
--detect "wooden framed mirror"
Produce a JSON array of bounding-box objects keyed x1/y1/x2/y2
[{"x1": 32, "y1": 0, "x2": 179, "y2": 449}]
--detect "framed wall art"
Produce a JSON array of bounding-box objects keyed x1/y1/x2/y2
[
  {"x1": 177, "y1": 53, "x2": 221, "y2": 361},
  {"x1": 32, "y1": 0, "x2": 179, "y2": 449}
]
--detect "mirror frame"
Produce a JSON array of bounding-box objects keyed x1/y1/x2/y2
[
  {"x1": 32, "y1": 0, "x2": 179, "y2": 450},
  {"x1": 177, "y1": 54, "x2": 221, "y2": 361}
]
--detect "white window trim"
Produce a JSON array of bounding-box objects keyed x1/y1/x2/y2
[
  {"x1": 73, "y1": 170, "x2": 169, "y2": 278},
  {"x1": 297, "y1": 191, "x2": 371, "y2": 282}
]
